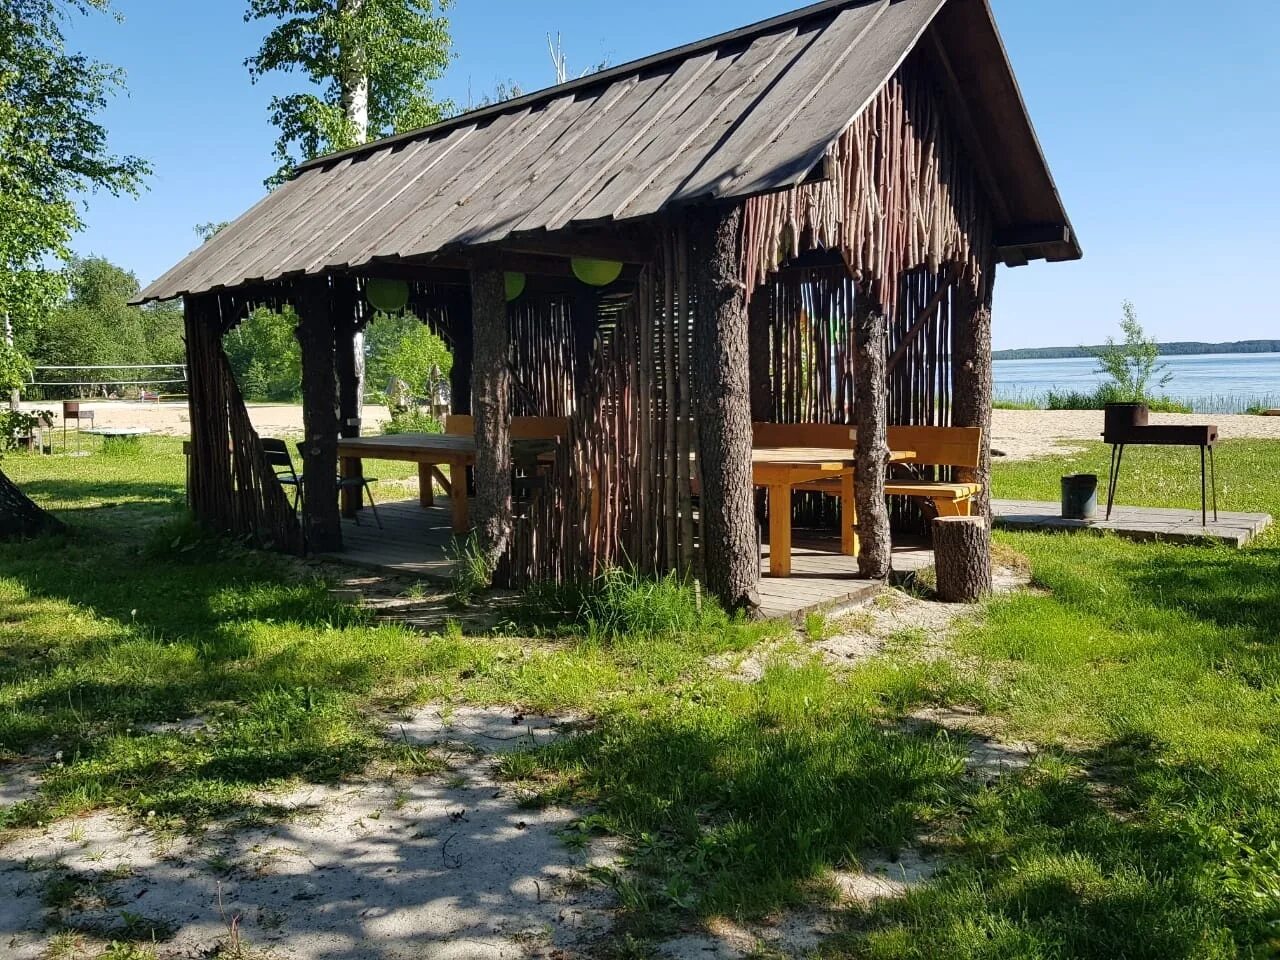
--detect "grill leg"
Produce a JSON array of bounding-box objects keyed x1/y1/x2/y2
[
  {"x1": 1210, "y1": 445, "x2": 1218, "y2": 522},
  {"x1": 1200, "y1": 445, "x2": 1208, "y2": 527},
  {"x1": 1106, "y1": 444, "x2": 1124, "y2": 521}
]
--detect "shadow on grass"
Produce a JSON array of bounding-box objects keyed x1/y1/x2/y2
[
  {"x1": 834, "y1": 733, "x2": 1277, "y2": 959},
  {"x1": 505, "y1": 669, "x2": 967, "y2": 937},
  {"x1": 18, "y1": 477, "x2": 186, "y2": 508},
  {"x1": 1118, "y1": 546, "x2": 1280, "y2": 635}
]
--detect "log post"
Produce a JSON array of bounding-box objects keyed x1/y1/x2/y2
[
  {"x1": 953, "y1": 267, "x2": 995, "y2": 520},
  {"x1": 470, "y1": 252, "x2": 512, "y2": 575},
  {"x1": 933, "y1": 515, "x2": 992, "y2": 603},
  {"x1": 690, "y1": 204, "x2": 760, "y2": 614},
  {"x1": 296, "y1": 275, "x2": 342, "y2": 553},
  {"x1": 853, "y1": 281, "x2": 892, "y2": 580},
  {"x1": 184, "y1": 293, "x2": 232, "y2": 532},
  {"x1": 747, "y1": 283, "x2": 773, "y2": 422}
]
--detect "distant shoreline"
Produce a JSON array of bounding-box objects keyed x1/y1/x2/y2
[{"x1": 994, "y1": 340, "x2": 1280, "y2": 361}]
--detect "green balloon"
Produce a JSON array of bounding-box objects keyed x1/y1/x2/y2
[
  {"x1": 571, "y1": 257, "x2": 624, "y2": 287},
  {"x1": 366, "y1": 278, "x2": 410, "y2": 313},
  {"x1": 505, "y1": 271, "x2": 527, "y2": 301}
]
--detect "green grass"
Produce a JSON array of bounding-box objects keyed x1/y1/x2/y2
[{"x1": 5, "y1": 438, "x2": 1280, "y2": 955}]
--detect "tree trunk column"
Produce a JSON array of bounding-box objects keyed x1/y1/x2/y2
[
  {"x1": 953, "y1": 268, "x2": 995, "y2": 520},
  {"x1": 853, "y1": 281, "x2": 891, "y2": 580},
  {"x1": 470, "y1": 253, "x2": 512, "y2": 575},
  {"x1": 296, "y1": 276, "x2": 342, "y2": 552},
  {"x1": 691, "y1": 204, "x2": 760, "y2": 615}
]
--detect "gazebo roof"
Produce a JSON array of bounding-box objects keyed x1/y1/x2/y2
[{"x1": 139, "y1": 0, "x2": 1079, "y2": 304}]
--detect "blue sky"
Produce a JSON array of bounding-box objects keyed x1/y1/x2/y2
[{"x1": 66, "y1": 0, "x2": 1280, "y2": 349}]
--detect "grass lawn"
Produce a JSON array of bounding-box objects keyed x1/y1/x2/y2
[{"x1": 2, "y1": 437, "x2": 1280, "y2": 957}]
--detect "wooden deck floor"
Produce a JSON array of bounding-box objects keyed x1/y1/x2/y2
[
  {"x1": 332, "y1": 498, "x2": 933, "y2": 621},
  {"x1": 992, "y1": 499, "x2": 1272, "y2": 547}
]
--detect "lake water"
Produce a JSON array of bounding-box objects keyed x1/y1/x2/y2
[{"x1": 993, "y1": 353, "x2": 1280, "y2": 412}]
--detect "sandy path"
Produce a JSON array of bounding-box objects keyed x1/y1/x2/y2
[{"x1": 992, "y1": 409, "x2": 1280, "y2": 460}]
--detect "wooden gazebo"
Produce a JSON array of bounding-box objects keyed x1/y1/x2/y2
[{"x1": 138, "y1": 0, "x2": 1079, "y2": 612}]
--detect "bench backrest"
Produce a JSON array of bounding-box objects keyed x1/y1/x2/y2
[
  {"x1": 444, "y1": 414, "x2": 570, "y2": 440},
  {"x1": 752, "y1": 422, "x2": 855, "y2": 448},
  {"x1": 887, "y1": 425, "x2": 983, "y2": 469},
  {"x1": 750, "y1": 422, "x2": 981, "y2": 468}
]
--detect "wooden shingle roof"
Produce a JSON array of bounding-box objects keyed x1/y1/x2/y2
[{"x1": 139, "y1": 0, "x2": 1078, "y2": 303}]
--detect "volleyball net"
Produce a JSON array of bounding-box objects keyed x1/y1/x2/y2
[{"x1": 26, "y1": 364, "x2": 189, "y2": 401}]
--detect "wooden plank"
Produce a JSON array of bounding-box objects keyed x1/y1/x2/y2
[
  {"x1": 767, "y1": 483, "x2": 792, "y2": 577},
  {"x1": 506, "y1": 70, "x2": 676, "y2": 235},
  {"x1": 538, "y1": 50, "x2": 726, "y2": 230},
  {"x1": 841, "y1": 469, "x2": 858, "y2": 557},
  {"x1": 886, "y1": 425, "x2": 982, "y2": 468},
  {"x1": 721, "y1": 0, "x2": 946, "y2": 200},
  {"x1": 613, "y1": 26, "x2": 807, "y2": 220},
  {"x1": 675, "y1": 3, "x2": 888, "y2": 202}
]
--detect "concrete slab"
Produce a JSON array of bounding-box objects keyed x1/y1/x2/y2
[{"x1": 993, "y1": 499, "x2": 1271, "y2": 548}]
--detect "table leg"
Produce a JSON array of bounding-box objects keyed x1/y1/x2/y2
[
  {"x1": 840, "y1": 471, "x2": 858, "y2": 558},
  {"x1": 340, "y1": 457, "x2": 362, "y2": 517},
  {"x1": 449, "y1": 459, "x2": 469, "y2": 534},
  {"x1": 418, "y1": 462, "x2": 435, "y2": 507},
  {"x1": 767, "y1": 484, "x2": 792, "y2": 578}
]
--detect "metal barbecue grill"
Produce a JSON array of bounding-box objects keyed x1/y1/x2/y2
[{"x1": 1102, "y1": 404, "x2": 1219, "y2": 525}]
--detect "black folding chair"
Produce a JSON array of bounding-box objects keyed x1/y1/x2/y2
[
  {"x1": 262, "y1": 438, "x2": 304, "y2": 511},
  {"x1": 294, "y1": 442, "x2": 382, "y2": 528}
]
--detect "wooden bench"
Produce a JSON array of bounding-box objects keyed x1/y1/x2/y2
[
  {"x1": 758, "y1": 423, "x2": 983, "y2": 517},
  {"x1": 440, "y1": 414, "x2": 569, "y2": 505},
  {"x1": 884, "y1": 426, "x2": 983, "y2": 517},
  {"x1": 443, "y1": 414, "x2": 570, "y2": 441}
]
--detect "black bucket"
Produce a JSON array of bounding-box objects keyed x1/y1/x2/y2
[{"x1": 1061, "y1": 474, "x2": 1099, "y2": 520}]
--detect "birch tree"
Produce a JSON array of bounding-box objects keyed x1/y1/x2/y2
[{"x1": 245, "y1": 0, "x2": 453, "y2": 416}]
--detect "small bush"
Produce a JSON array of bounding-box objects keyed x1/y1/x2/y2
[
  {"x1": 448, "y1": 535, "x2": 492, "y2": 607},
  {"x1": 1045, "y1": 384, "x2": 1191, "y2": 413},
  {"x1": 383, "y1": 408, "x2": 443, "y2": 435},
  {"x1": 515, "y1": 568, "x2": 737, "y2": 642}
]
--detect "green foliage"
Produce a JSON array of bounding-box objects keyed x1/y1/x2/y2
[
  {"x1": 365, "y1": 310, "x2": 452, "y2": 396},
  {"x1": 1045, "y1": 383, "x2": 1192, "y2": 413},
  {"x1": 0, "y1": 0, "x2": 149, "y2": 340},
  {"x1": 0, "y1": 408, "x2": 54, "y2": 452},
  {"x1": 244, "y1": 0, "x2": 454, "y2": 185},
  {"x1": 1090, "y1": 301, "x2": 1173, "y2": 404},
  {"x1": 448, "y1": 534, "x2": 491, "y2": 607},
  {"x1": 513, "y1": 568, "x2": 764, "y2": 647},
  {"x1": 28, "y1": 256, "x2": 184, "y2": 375},
  {"x1": 382, "y1": 407, "x2": 442, "y2": 435},
  {"x1": 224, "y1": 306, "x2": 302, "y2": 402}
]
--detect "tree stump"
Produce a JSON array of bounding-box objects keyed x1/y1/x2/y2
[{"x1": 932, "y1": 516, "x2": 991, "y2": 603}]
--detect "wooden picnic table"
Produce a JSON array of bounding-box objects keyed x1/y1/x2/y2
[
  {"x1": 336, "y1": 433, "x2": 554, "y2": 533},
  {"x1": 751, "y1": 446, "x2": 916, "y2": 577}
]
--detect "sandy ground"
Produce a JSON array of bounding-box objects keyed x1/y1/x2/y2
[
  {"x1": 22, "y1": 401, "x2": 1276, "y2": 460},
  {"x1": 2, "y1": 707, "x2": 614, "y2": 960},
  {"x1": 18, "y1": 400, "x2": 392, "y2": 440}
]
